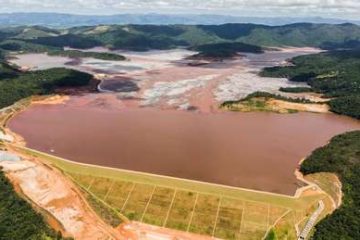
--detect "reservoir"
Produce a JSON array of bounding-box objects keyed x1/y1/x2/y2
[{"x1": 8, "y1": 97, "x2": 360, "y2": 195}]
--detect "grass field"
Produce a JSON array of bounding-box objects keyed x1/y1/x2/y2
[
  {"x1": 305, "y1": 173, "x2": 342, "y2": 207},
  {"x1": 13, "y1": 146, "x2": 336, "y2": 240},
  {"x1": 71, "y1": 172, "x2": 290, "y2": 239}
]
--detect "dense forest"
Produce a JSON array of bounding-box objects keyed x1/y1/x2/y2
[
  {"x1": 0, "y1": 62, "x2": 20, "y2": 79},
  {"x1": 0, "y1": 169, "x2": 70, "y2": 240},
  {"x1": 221, "y1": 91, "x2": 313, "y2": 108},
  {"x1": 320, "y1": 39, "x2": 360, "y2": 50},
  {"x1": 30, "y1": 34, "x2": 101, "y2": 49},
  {"x1": 261, "y1": 50, "x2": 360, "y2": 118},
  {"x1": 300, "y1": 131, "x2": 360, "y2": 240},
  {"x1": 30, "y1": 32, "x2": 187, "y2": 51},
  {"x1": 191, "y1": 42, "x2": 263, "y2": 58},
  {"x1": 47, "y1": 50, "x2": 126, "y2": 61},
  {"x1": 279, "y1": 87, "x2": 313, "y2": 93},
  {"x1": 0, "y1": 39, "x2": 59, "y2": 53},
  {"x1": 0, "y1": 67, "x2": 92, "y2": 109}
]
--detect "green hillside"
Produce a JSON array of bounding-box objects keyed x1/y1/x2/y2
[
  {"x1": 1, "y1": 23, "x2": 359, "y2": 52},
  {"x1": 0, "y1": 67, "x2": 93, "y2": 109},
  {"x1": 261, "y1": 50, "x2": 360, "y2": 118},
  {"x1": 47, "y1": 50, "x2": 126, "y2": 61},
  {"x1": 237, "y1": 23, "x2": 360, "y2": 47},
  {"x1": 192, "y1": 42, "x2": 264, "y2": 58},
  {"x1": 301, "y1": 131, "x2": 360, "y2": 240}
]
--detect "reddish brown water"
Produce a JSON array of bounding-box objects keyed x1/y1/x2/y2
[{"x1": 9, "y1": 100, "x2": 360, "y2": 195}]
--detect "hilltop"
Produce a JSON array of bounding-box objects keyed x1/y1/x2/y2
[{"x1": 1, "y1": 23, "x2": 360, "y2": 53}]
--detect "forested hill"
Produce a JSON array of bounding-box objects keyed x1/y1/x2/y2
[
  {"x1": 301, "y1": 131, "x2": 360, "y2": 240},
  {"x1": 261, "y1": 50, "x2": 360, "y2": 119},
  {"x1": 1, "y1": 23, "x2": 360, "y2": 53},
  {"x1": 29, "y1": 23, "x2": 360, "y2": 50},
  {"x1": 0, "y1": 67, "x2": 93, "y2": 109}
]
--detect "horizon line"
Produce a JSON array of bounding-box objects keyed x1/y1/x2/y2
[{"x1": 0, "y1": 11, "x2": 358, "y2": 21}]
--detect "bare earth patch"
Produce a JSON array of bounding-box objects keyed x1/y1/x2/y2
[
  {"x1": 222, "y1": 97, "x2": 329, "y2": 114},
  {"x1": 0, "y1": 155, "x2": 125, "y2": 240},
  {"x1": 31, "y1": 95, "x2": 70, "y2": 105},
  {"x1": 119, "y1": 222, "x2": 218, "y2": 240},
  {"x1": 267, "y1": 99, "x2": 329, "y2": 113}
]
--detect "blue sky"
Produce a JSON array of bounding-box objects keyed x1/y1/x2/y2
[{"x1": 1, "y1": 0, "x2": 359, "y2": 19}]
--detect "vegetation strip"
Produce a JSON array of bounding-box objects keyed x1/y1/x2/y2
[
  {"x1": 212, "y1": 197, "x2": 223, "y2": 236},
  {"x1": 140, "y1": 186, "x2": 156, "y2": 222},
  {"x1": 163, "y1": 189, "x2": 177, "y2": 227},
  {"x1": 121, "y1": 183, "x2": 136, "y2": 212},
  {"x1": 47, "y1": 50, "x2": 126, "y2": 61},
  {"x1": 187, "y1": 193, "x2": 199, "y2": 232}
]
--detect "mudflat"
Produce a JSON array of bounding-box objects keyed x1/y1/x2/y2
[
  {"x1": 9, "y1": 49, "x2": 313, "y2": 112},
  {"x1": 8, "y1": 98, "x2": 360, "y2": 195}
]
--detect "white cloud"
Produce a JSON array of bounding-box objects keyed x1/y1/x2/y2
[{"x1": 0, "y1": 0, "x2": 360, "y2": 19}]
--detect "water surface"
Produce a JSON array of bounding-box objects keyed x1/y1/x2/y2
[{"x1": 9, "y1": 101, "x2": 360, "y2": 195}]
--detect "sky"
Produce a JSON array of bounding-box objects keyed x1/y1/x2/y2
[{"x1": 0, "y1": 0, "x2": 359, "y2": 20}]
